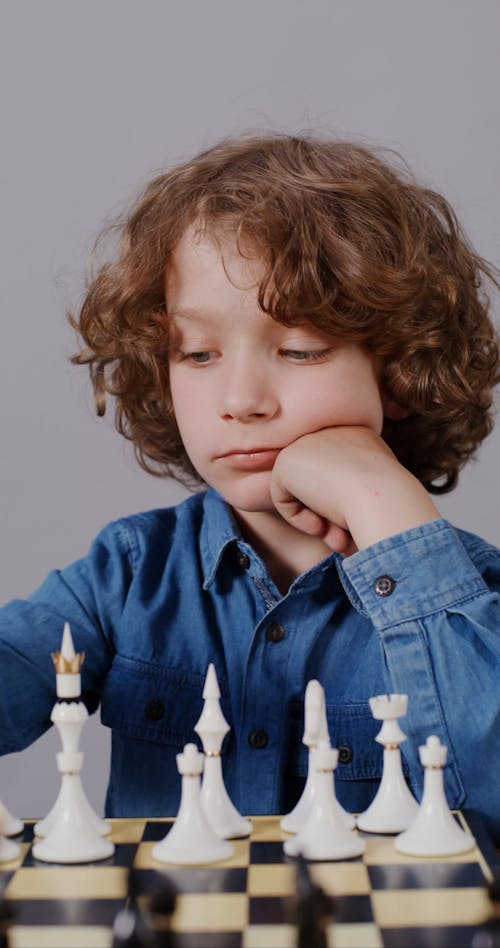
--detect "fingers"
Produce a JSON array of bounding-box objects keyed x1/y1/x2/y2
[
  {"x1": 322, "y1": 524, "x2": 356, "y2": 555},
  {"x1": 270, "y1": 479, "x2": 353, "y2": 553}
]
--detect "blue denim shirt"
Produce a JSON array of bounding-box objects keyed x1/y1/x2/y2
[{"x1": 1, "y1": 488, "x2": 499, "y2": 839}]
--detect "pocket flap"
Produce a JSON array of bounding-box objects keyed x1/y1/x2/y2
[
  {"x1": 287, "y1": 700, "x2": 409, "y2": 782},
  {"x1": 100, "y1": 654, "x2": 230, "y2": 748}
]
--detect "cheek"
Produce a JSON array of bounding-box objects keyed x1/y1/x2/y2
[
  {"x1": 169, "y1": 376, "x2": 200, "y2": 442},
  {"x1": 298, "y1": 379, "x2": 384, "y2": 431}
]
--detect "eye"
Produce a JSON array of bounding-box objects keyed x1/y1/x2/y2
[
  {"x1": 280, "y1": 348, "x2": 332, "y2": 363},
  {"x1": 181, "y1": 351, "x2": 216, "y2": 365}
]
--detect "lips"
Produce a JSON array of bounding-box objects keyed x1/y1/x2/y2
[{"x1": 216, "y1": 448, "x2": 281, "y2": 471}]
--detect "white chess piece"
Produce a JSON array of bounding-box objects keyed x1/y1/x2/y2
[
  {"x1": 0, "y1": 798, "x2": 23, "y2": 837},
  {"x1": 194, "y1": 664, "x2": 252, "y2": 839},
  {"x1": 32, "y1": 624, "x2": 114, "y2": 863},
  {"x1": 153, "y1": 743, "x2": 234, "y2": 865},
  {"x1": 35, "y1": 624, "x2": 111, "y2": 840},
  {"x1": 0, "y1": 836, "x2": 20, "y2": 863},
  {"x1": 0, "y1": 810, "x2": 21, "y2": 863},
  {"x1": 357, "y1": 694, "x2": 418, "y2": 834},
  {"x1": 284, "y1": 741, "x2": 365, "y2": 861},
  {"x1": 281, "y1": 680, "x2": 354, "y2": 833},
  {"x1": 395, "y1": 735, "x2": 475, "y2": 856}
]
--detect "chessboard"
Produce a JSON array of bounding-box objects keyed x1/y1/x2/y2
[{"x1": 0, "y1": 812, "x2": 498, "y2": 948}]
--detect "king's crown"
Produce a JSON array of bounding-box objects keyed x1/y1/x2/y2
[{"x1": 51, "y1": 650, "x2": 85, "y2": 674}]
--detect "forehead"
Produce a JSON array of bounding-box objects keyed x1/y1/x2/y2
[{"x1": 165, "y1": 225, "x2": 264, "y2": 310}]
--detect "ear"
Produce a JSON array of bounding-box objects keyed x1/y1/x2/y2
[{"x1": 383, "y1": 396, "x2": 410, "y2": 421}]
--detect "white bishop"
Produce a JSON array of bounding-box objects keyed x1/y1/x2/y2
[{"x1": 195, "y1": 663, "x2": 252, "y2": 839}]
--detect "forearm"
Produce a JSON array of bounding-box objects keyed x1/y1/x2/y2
[
  {"x1": 0, "y1": 523, "x2": 123, "y2": 753},
  {"x1": 342, "y1": 463, "x2": 440, "y2": 550},
  {"x1": 340, "y1": 518, "x2": 500, "y2": 838}
]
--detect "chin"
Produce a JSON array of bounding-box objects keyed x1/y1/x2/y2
[{"x1": 212, "y1": 472, "x2": 275, "y2": 513}]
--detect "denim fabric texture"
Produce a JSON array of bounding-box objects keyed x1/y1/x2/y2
[{"x1": 1, "y1": 488, "x2": 499, "y2": 839}]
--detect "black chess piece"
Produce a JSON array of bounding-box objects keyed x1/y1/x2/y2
[
  {"x1": 113, "y1": 868, "x2": 178, "y2": 948},
  {"x1": 112, "y1": 868, "x2": 151, "y2": 948},
  {"x1": 145, "y1": 873, "x2": 178, "y2": 948},
  {"x1": 112, "y1": 902, "x2": 146, "y2": 948},
  {"x1": 294, "y1": 853, "x2": 334, "y2": 948}
]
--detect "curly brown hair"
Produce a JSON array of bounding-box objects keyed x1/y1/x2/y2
[{"x1": 70, "y1": 132, "x2": 500, "y2": 493}]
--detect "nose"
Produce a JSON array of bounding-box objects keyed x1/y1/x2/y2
[{"x1": 219, "y1": 360, "x2": 279, "y2": 422}]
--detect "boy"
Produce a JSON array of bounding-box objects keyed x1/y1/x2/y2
[{"x1": 1, "y1": 134, "x2": 499, "y2": 838}]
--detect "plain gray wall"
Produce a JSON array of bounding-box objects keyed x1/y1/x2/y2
[{"x1": 1, "y1": 0, "x2": 499, "y2": 819}]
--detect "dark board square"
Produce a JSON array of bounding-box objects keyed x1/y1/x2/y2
[
  {"x1": 334, "y1": 894, "x2": 374, "y2": 924},
  {"x1": 463, "y1": 810, "x2": 500, "y2": 878},
  {"x1": 381, "y1": 925, "x2": 479, "y2": 947},
  {"x1": 12, "y1": 897, "x2": 123, "y2": 926},
  {"x1": 249, "y1": 895, "x2": 288, "y2": 924},
  {"x1": 109, "y1": 842, "x2": 140, "y2": 868},
  {"x1": 368, "y1": 861, "x2": 486, "y2": 890},
  {"x1": 250, "y1": 841, "x2": 286, "y2": 864},
  {"x1": 20, "y1": 823, "x2": 35, "y2": 844},
  {"x1": 175, "y1": 935, "x2": 242, "y2": 948},
  {"x1": 141, "y1": 821, "x2": 173, "y2": 842},
  {"x1": 159, "y1": 866, "x2": 247, "y2": 894},
  {"x1": 250, "y1": 892, "x2": 370, "y2": 926}
]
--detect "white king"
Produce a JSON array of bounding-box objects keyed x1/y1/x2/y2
[{"x1": 32, "y1": 623, "x2": 113, "y2": 863}]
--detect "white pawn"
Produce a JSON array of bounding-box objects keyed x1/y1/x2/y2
[
  {"x1": 35, "y1": 624, "x2": 111, "y2": 841},
  {"x1": 281, "y1": 680, "x2": 354, "y2": 833},
  {"x1": 194, "y1": 664, "x2": 252, "y2": 839},
  {"x1": 395, "y1": 735, "x2": 475, "y2": 856},
  {"x1": 153, "y1": 743, "x2": 233, "y2": 865},
  {"x1": 32, "y1": 623, "x2": 114, "y2": 863},
  {"x1": 357, "y1": 694, "x2": 418, "y2": 834},
  {"x1": 284, "y1": 741, "x2": 365, "y2": 861}
]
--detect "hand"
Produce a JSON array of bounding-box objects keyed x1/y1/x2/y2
[{"x1": 270, "y1": 427, "x2": 440, "y2": 554}]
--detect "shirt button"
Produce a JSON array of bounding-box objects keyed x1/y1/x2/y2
[
  {"x1": 266, "y1": 623, "x2": 285, "y2": 643},
  {"x1": 374, "y1": 575, "x2": 396, "y2": 597},
  {"x1": 145, "y1": 700, "x2": 165, "y2": 722},
  {"x1": 337, "y1": 744, "x2": 354, "y2": 764},
  {"x1": 236, "y1": 549, "x2": 251, "y2": 570},
  {"x1": 248, "y1": 729, "x2": 269, "y2": 750}
]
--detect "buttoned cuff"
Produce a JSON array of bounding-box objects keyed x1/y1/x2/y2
[{"x1": 340, "y1": 518, "x2": 489, "y2": 629}]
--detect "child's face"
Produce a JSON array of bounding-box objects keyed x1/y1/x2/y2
[{"x1": 166, "y1": 226, "x2": 385, "y2": 514}]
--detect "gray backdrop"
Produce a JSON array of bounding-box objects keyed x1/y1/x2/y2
[{"x1": 1, "y1": 0, "x2": 499, "y2": 819}]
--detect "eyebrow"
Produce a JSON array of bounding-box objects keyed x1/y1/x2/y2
[{"x1": 167, "y1": 307, "x2": 211, "y2": 322}]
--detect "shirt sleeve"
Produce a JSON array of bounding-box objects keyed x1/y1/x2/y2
[
  {"x1": 0, "y1": 519, "x2": 132, "y2": 753},
  {"x1": 340, "y1": 517, "x2": 500, "y2": 836}
]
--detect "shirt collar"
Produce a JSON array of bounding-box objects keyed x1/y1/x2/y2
[
  {"x1": 199, "y1": 488, "x2": 243, "y2": 588},
  {"x1": 198, "y1": 488, "x2": 365, "y2": 614}
]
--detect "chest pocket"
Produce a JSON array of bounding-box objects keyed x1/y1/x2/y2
[
  {"x1": 286, "y1": 699, "x2": 411, "y2": 783},
  {"x1": 100, "y1": 653, "x2": 232, "y2": 748}
]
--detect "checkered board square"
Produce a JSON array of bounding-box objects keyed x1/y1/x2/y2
[{"x1": 0, "y1": 812, "x2": 497, "y2": 947}]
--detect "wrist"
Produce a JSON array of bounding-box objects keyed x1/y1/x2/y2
[{"x1": 345, "y1": 467, "x2": 440, "y2": 551}]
